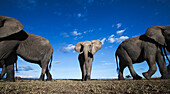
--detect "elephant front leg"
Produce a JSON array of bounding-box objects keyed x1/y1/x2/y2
[
  {"x1": 81, "y1": 64, "x2": 86, "y2": 81},
  {"x1": 79, "y1": 59, "x2": 86, "y2": 81},
  {"x1": 128, "y1": 63, "x2": 142, "y2": 80},
  {"x1": 86, "y1": 58, "x2": 93, "y2": 81},
  {"x1": 142, "y1": 58, "x2": 157, "y2": 80},
  {"x1": 6, "y1": 64, "x2": 15, "y2": 82},
  {"x1": 156, "y1": 50, "x2": 170, "y2": 79}
]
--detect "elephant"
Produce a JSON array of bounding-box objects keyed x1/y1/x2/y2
[
  {"x1": 0, "y1": 16, "x2": 53, "y2": 81},
  {"x1": 115, "y1": 26, "x2": 170, "y2": 80},
  {"x1": 75, "y1": 40, "x2": 102, "y2": 81}
]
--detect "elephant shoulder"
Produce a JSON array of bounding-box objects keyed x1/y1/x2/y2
[
  {"x1": 27, "y1": 32, "x2": 52, "y2": 46},
  {"x1": 121, "y1": 35, "x2": 140, "y2": 44}
]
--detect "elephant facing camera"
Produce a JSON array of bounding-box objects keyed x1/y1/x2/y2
[{"x1": 75, "y1": 40, "x2": 102, "y2": 81}]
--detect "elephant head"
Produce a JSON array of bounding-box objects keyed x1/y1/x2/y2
[
  {"x1": 145, "y1": 26, "x2": 170, "y2": 52},
  {"x1": 75, "y1": 40, "x2": 102, "y2": 55},
  {"x1": 0, "y1": 16, "x2": 24, "y2": 38}
]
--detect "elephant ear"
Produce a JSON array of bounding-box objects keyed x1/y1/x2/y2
[
  {"x1": 145, "y1": 26, "x2": 166, "y2": 46},
  {"x1": 74, "y1": 42, "x2": 83, "y2": 54},
  {"x1": 0, "y1": 16, "x2": 24, "y2": 38},
  {"x1": 91, "y1": 40, "x2": 102, "y2": 55}
]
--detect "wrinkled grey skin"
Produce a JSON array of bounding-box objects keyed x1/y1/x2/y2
[
  {"x1": 0, "y1": 16, "x2": 53, "y2": 81},
  {"x1": 75, "y1": 40, "x2": 102, "y2": 81},
  {"x1": 115, "y1": 26, "x2": 170, "y2": 80},
  {"x1": 0, "y1": 52, "x2": 17, "y2": 82}
]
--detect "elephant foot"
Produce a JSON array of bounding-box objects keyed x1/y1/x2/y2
[
  {"x1": 0, "y1": 77, "x2": 2, "y2": 80},
  {"x1": 39, "y1": 74, "x2": 45, "y2": 81},
  {"x1": 118, "y1": 77, "x2": 125, "y2": 80},
  {"x1": 142, "y1": 72, "x2": 151, "y2": 80},
  {"x1": 167, "y1": 65, "x2": 170, "y2": 73},
  {"x1": 46, "y1": 78, "x2": 52, "y2": 81},
  {"x1": 5, "y1": 78, "x2": 15, "y2": 82},
  {"x1": 133, "y1": 75, "x2": 142, "y2": 80},
  {"x1": 84, "y1": 75, "x2": 90, "y2": 81},
  {"x1": 161, "y1": 75, "x2": 170, "y2": 79}
]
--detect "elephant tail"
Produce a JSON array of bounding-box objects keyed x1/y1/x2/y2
[
  {"x1": 49, "y1": 55, "x2": 53, "y2": 70},
  {"x1": 115, "y1": 50, "x2": 119, "y2": 74}
]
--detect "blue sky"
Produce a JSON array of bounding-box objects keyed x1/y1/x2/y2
[{"x1": 0, "y1": 0, "x2": 170, "y2": 79}]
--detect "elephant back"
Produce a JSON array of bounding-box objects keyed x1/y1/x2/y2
[{"x1": 0, "y1": 16, "x2": 24, "y2": 38}]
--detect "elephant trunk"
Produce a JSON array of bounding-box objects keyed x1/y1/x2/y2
[{"x1": 83, "y1": 46, "x2": 90, "y2": 80}]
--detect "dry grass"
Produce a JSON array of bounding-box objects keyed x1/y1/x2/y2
[{"x1": 0, "y1": 79, "x2": 170, "y2": 94}]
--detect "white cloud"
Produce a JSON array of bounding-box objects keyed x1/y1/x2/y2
[
  {"x1": 100, "y1": 38, "x2": 106, "y2": 44},
  {"x1": 108, "y1": 35, "x2": 129, "y2": 43},
  {"x1": 77, "y1": 13, "x2": 82, "y2": 17},
  {"x1": 61, "y1": 32, "x2": 69, "y2": 37},
  {"x1": 53, "y1": 61, "x2": 61, "y2": 63},
  {"x1": 100, "y1": 76, "x2": 117, "y2": 79},
  {"x1": 83, "y1": 29, "x2": 94, "y2": 34},
  {"x1": 108, "y1": 34, "x2": 115, "y2": 43},
  {"x1": 116, "y1": 36, "x2": 129, "y2": 43},
  {"x1": 103, "y1": 63, "x2": 113, "y2": 65},
  {"x1": 60, "y1": 44, "x2": 75, "y2": 52},
  {"x1": 19, "y1": 75, "x2": 34, "y2": 78},
  {"x1": 116, "y1": 29, "x2": 126, "y2": 34},
  {"x1": 119, "y1": 36, "x2": 129, "y2": 40},
  {"x1": 72, "y1": 29, "x2": 82, "y2": 36},
  {"x1": 117, "y1": 23, "x2": 122, "y2": 28}
]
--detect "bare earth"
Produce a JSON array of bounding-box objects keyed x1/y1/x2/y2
[{"x1": 0, "y1": 79, "x2": 170, "y2": 94}]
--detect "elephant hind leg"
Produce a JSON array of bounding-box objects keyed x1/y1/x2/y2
[
  {"x1": 117, "y1": 46, "x2": 142, "y2": 80},
  {"x1": 46, "y1": 67, "x2": 52, "y2": 81},
  {"x1": 39, "y1": 61, "x2": 49, "y2": 81},
  {"x1": 118, "y1": 60, "x2": 126, "y2": 80}
]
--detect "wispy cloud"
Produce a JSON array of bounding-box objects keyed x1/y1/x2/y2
[
  {"x1": 53, "y1": 61, "x2": 61, "y2": 64},
  {"x1": 17, "y1": 0, "x2": 37, "y2": 10},
  {"x1": 103, "y1": 63, "x2": 113, "y2": 65},
  {"x1": 60, "y1": 44, "x2": 75, "y2": 53},
  {"x1": 108, "y1": 34, "x2": 115, "y2": 43},
  {"x1": 108, "y1": 35, "x2": 129, "y2": 43},
  {"x1": 18, "y1": 66, "x2": 33, "y2": 71},
  {"x1": 83, "y1": 29, "x2": 94, "y2": 34},
  {"x1": 18, "y1": 75, "x2": 35, "y2": 78},
  {"x1": 116, "y1": 23, "x2": 122, "y2": 28},
  {"x1": 72, "y1": 29, "x2": 82, "y2": 36},
  {"x1": 116, "y1": 29, "x2": 126, "y2": 34},
  {"x1": 116, "y1": 36, "x2": 129, "y2": 42},
  {"x1": 99, "y1": 38, "x2": 106, "y2": 45},
  {"x1": 61, "y1": 32, "x2": 69, "y2": 37},
  {"x1": 77, "y1": 13, "x2": 82, "y2": 17}
]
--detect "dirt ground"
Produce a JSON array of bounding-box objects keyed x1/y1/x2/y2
[{"x1": 0, "y1": 79, "x2": 170, "y2": 94}]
